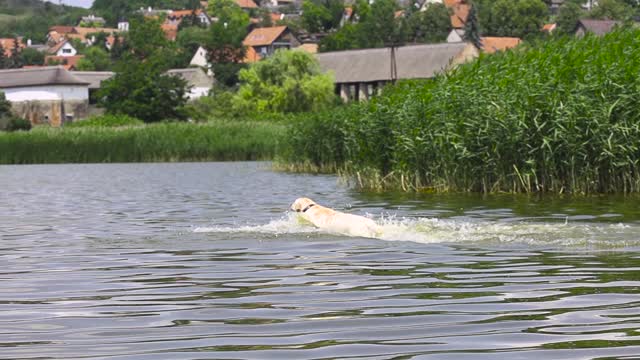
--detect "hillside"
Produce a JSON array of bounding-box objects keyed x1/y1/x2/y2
[{"x1": 0, "y1": 0, "x2": 89, "y2": 41}]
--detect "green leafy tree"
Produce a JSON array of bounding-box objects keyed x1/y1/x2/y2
[
  {"x1": 19, "y1": 47, "x2": 45, "y2": 66},
  {"x1": 98, "y1": 18, "x2": 188, "y2": 122},
  {"x1": 463, "y1": 2, "x2": 482, "y2": 48},
  {"x1": 0, "y1": 91, "x2": 12, "y2": 118},
  {"x1": 589, "y1": 0, "x2": 634, "y2": 20},
  {"x1": 77, "y1": 46, "x2": 111, "y2": 71},
  {"x1": 360, "y1": 0, "x2": 403, "y2": 47},
  {"x1": 420, "y1": 3, "x2": 453, "y2": 43},
  {"x1": 205, "y1": 0, "x2": 250, "y2": 87},
  {"x1": 233, "y1": 49, "x2": 336, "y2": 113},
  {"x1": 484, "y1": 0, "x2": 548, "y2": 38},
  {"x1": 7, "y1": 37, "x2": 23, "y2": 69},
  {"x1": 301, "y1": 0, "x2": 344, "y2": 33},
  {"x1": 556, "y1": 2, "x2": 584, "y2": 34},
  {"x1": 174, "y1": 26, "x2": 209, "y2": 68},
  {"x1": 0, "y1": 43, "x2": 7, "y2": 69}
]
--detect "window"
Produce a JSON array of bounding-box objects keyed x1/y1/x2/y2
[{"x1": 62, "y1": 48, "x2": 72, "y2": 54}]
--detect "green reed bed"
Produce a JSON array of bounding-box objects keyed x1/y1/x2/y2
[
  {"x1": 0, "y1": 121, "x2": 285, "y2": 164},
  {"x1": 278, "y1": 30, "x2": 640, "y2": 194}
]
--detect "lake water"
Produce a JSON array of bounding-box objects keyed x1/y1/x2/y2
[{"x1": 2, "y1": 162, "x2": 640, "y2": 360}]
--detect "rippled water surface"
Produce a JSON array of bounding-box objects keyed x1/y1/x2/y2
[{"x1": 2, "y1": 162, "x2": 640, "y2": 360}]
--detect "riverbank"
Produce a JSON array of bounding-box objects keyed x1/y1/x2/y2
[
  {"x1": 0, "y1": 120, "x2": 285, "y2": 164},
  {"x1": 277, "y1": 29, "x2": 640, "y2": 194}
]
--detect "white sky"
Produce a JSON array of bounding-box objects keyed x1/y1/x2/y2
[{"x1": 43, "y1": 0, "x2": 94, "y2": 9}]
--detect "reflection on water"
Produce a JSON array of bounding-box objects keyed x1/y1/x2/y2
[{"x1": 1, "y1": 162, "x2": 640, "y2": 360}]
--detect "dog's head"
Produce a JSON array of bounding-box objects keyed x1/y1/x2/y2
[{"x1": 290, "y1": 197, "x2": 316, "y2": 213}]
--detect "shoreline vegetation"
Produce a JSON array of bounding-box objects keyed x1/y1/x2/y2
[
  {"x1": 0, "y1": 120, "x2": 285, "y2": 163},
  {"x1": 279, "y1": 30, "x2": 640, "y2": 194},
  {"x1": 2, "y1": 30, "x2": 640, "y2": 194}
]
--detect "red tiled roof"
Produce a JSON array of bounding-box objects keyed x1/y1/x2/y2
[
  {"x1": 0, "y1": 38, "x2": 24, "y2": 57},
  {"x1": 161, "y1": 23, "x2": 179, "y2": 41},
  {"x1": 481, "y1": 37, "x2": 522, "y2": 54},
  {"x1": 49, "y1": 26, "x2": 75, "y2": 34},
  {"x1": 449, "y1": 3, "x2": 469, "y2": 29},
  {"x1": 235, "y1": 0, "x2": 258, "y2": 8},
  {"x1": 542, "y1": 23, "x2": 556, "y2": 32},
  {"x1": 243, "y1": 26, "x2": 287, "y2": 46},
  {"x1": 47, "y1": 40, "x2": 69, "y2": 55},
  {"x1": 167, "y1": 9, "x2": 204, "y2": 18}
]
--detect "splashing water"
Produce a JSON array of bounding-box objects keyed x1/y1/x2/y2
[{"x1": 194, "y1": 212, "x2": 640, "y2": 248}]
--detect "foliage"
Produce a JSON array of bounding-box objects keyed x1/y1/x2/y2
[
  {"x1": 463, "y1": 2, "x2": 482, "y2": 48},
  {"x1": 64, "y1": 114, "x2": 144, "y2": 128},
  {"x1": 233, "y1": 49, "x2": 336, "y2": 114},
  {"x1": 98, "y1": 19, "x2": 188, "y2": 122},
  {"x1": 403, "y1": 3, "x2": 452, "y2": 44},
  {"x1": 588, "y1": 0, "x2": 635, "y2": 21},
  {"x1": 0, "y1": 120, "x2": 285, "y2": 163},
  {"x1": 0, "y1": 91, "x2": 30, "y2": 132},
  {"x1": 174, "y1": 26, "x2": 209, "y2": 68},
  {"x1": 555, "y1": 2, "x2": 584, "y2": 35},
  {"x1": 76, "y1": 46, "x2": 112, "y2": 71},
  {"x1": 19, "y1": 47, "x2": 44, "y2": 66},
  {"x1": 0, "y1": 0, "x2": 89, "y2": 42},
  {"x1": 204, "y1": 0, "x2": 250, "y2": 87},
  {"x1": 301, "y1": 0, "x2": 344, "y2": 33},
  {"x1": 474, "y1": 0, "x2": 548, "y2": 38},
  {"x1": 91, "y1": 0, "x2": 197, "y2": 26},
  {"x1": 279, "y1": 29, "x2": 640, "y2": 194},
  {"x1": 4, "y1": 116, "x2": 31, "y2": 132}
]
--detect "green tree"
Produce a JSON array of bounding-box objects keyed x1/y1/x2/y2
[
  {"x1": 463, "y1": 2, "x2": 482, "y2": 48},
  {"x1": 98, "y1": 59, "x2": 189, "y2": 122},
  {"x1": 19, "y1": 47, "x2": 45, "y2": 66},
  {"x1": 589, "y1": 0, "x2": 634, "y2": 20},
  {"x1": 126, "y1": 18, "x2": 172, "y2": 61},
  {"x1": 233, "y1": 49, "x2": 335, "y2": 113},
  {"x1": 174, "y1": 26, "x2": 209, "y2": 68},
  {"x1": 421, "y1": 3, "x2": 453, "y2": 43},
  {"x1": 205, "y1": 0, "x2": 250, "y2": 87},
  {"x1": 556, "y1": 2, "x2": 584, "y2": 34},
  {"x1": 77, "y1": 46, "x2": 111, "y2": 71},
  {"x1": 7, "y1": 37, "x2": 23, "y2": 69},
  {"x1": 360, "y1": 0, "x2": 402, "y2": 47},
  {"x1": 301, "y1": 0, "x2": 344, "y2": 33},
  {"x1": 0, "y1": 43, "x2": 7, "y2": 69},
  {"x1": 484, "y1": 0, "x2": 548, "y2": 38}
]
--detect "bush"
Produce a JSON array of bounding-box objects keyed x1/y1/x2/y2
[
  {"x1": 64, "y1": 114, "x2": 144, "y2": 128},
  {"x1": 4, "y1": 117, "x2": 32, "y2": 132}
]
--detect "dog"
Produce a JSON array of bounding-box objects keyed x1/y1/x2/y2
[{"x1": 290, "y1": 197, "x2": 381, "y2": 238}]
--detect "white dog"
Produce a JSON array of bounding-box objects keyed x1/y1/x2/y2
[{"x1": 290, "y1": 197, "x2": 381, "y2": 238}]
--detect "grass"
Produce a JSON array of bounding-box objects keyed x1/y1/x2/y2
[
  {"x1": 0, "y1": 120, "x2": 285, "y2": 164},
  {"x1": 277, "y1": 29, "x2": 640, "y2": 194}
]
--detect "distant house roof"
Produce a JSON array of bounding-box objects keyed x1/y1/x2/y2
[
  {"x1": 316, "y1": 42, "x2": 473, "y2": 84},
  {"x1": 167, "y1": 9, "x2": 206, "y2": 18},
  {"x1": 49, "y1": 26, "x2": 75, "y2": 34},
  {"x1": 71, "y1": 71, "x2": 115, "y2": 89},
  {"x1": 162, "y1": 23, "x2": 179, "y2": 41},
  {"x1": 449, "y1": 2, "x2": 470, "y2": 29},
  {"x1": 47, "y1": 40, "x2": 71, "y2": 55},
  {"x1": 235, "y1": 0, "x2": 258, "y2": 9},
  {"x1": 0, "y1": 67, "x2": 90, "y2": 89},
  {"x1": 481, "y1": 37, "x2": 522, "y2": 54},
  {"x1": 576, "y1": 19, "x2": 621, "y2": 36},
  {"x1": 243, "y1": 26, "x2": 288, "y2": 46},
  {"x1": 542, "y1": 23, "x2": 557, "y2": 33},
  {"x1": 167, "y1": 68, "x2": 214, "y2": 88},
  {"x1": 0, "y1": 38, "x2": 24, "y2": 57}
]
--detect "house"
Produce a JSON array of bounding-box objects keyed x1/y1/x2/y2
[
  {"x1": 47, "y1": 40, "x2": 77, "y2": 57},
  {"x1": 575, "y1": 19, "x2": 621, "y2": 37},
  {"x1": 243, "y1": 26, "x2": 300, "y2": 61},
  {"x1": 480, "y1": 37, "x2": 522, "y2": 54},
  {"x1": 167, "y1": 68, "x2": 215, "y2": 100},
  {"x1": 0, "y1": 67, "x2": 90, "y2": 126},
  {"x1": 80, "y1": 15, "x2": 106, "y2": 27},
  {"x1": 161, "y1": 23, "x2": 179, "y2": 41},
  {"x1": 47, "y1": 26, "x2": 120, "y2": 46},
  {"x1": 190, "y1": 46, "x2": 210, "y2": 67},
  {"x1": 235, "y1": 0, "x2": 258, "y2": 10},
  {"x1": 166, "y1": 9, "x2": 211, "y2": 27},
  {"x1": 0, "y1": 38, "x2": 24, "y2": 57},
  {"x1": 71, "y1": 71, "x2": 115, "y2": 105},
  {"x1": 447, "y1": 28, "x2": 465, "y2": 43},
  {"x1": 316, "y1": 42, "x2": 478, "y2": 101}
]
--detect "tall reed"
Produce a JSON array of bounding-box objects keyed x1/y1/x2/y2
[
  {"x1": 278, "y1": 30, "x2": 640, "y2": 194},
  {"x1": 0, "y1": 121, "x2": 285, "y2": 164}
]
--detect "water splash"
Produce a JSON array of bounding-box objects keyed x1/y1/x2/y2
[{"x1": 194, "y1": 213, "x2": 640, "y2": 248}]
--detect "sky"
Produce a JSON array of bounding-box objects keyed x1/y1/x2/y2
[{"x1": 43, "y1": 0, "x2": 94, "y2": 9}]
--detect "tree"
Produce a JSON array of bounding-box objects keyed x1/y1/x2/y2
[
  {"x1": 98, "y1": 59, "x2": 189, "y2": 122},
  {"x1": 19, "y1": 47, "x2": 45, "y2": 66},
  {"x1": 301, "y1": 0, "x2": 344, "y2": 33},
  {"x1": 205, "y1": 0, "x2": 250, "y2": 87},
  {"x1": 420, "y1": 3, "x2": 453, "y2": 43},
  {"x1": 233, "y1": 49, "x2": 336, "y2": 113},
  {"x1": 126, "y1": 18, "x2": 172, "y2": 62},
  {"x1": 483, "y1": 0, "x2": 548, "y2": 38},
  {"x1": 0, "y1": 42, "x2": 7, "y2": 69},
  {"x1": 556, "y1": 2, "x2": 584, "y2": 35},
  {"x1": 589, "y1": 0, "x2": 634, "y2": 20},
  {"x1": 174, "y1": 26, "x2": 209, "y2": 68},
  {"x1": 360, "y1": 0, "x2": 403, "y2": 47},
  {"x1": 77, "y1": 46, "x2": 111, "y2": 71},
  {"x1": 463, "y1": 2, "x2": 482, "y2": 48}
]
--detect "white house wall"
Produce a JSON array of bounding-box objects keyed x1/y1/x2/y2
[{"x1": 4, "y1": 85, "x2": 88, "y2": 102}]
